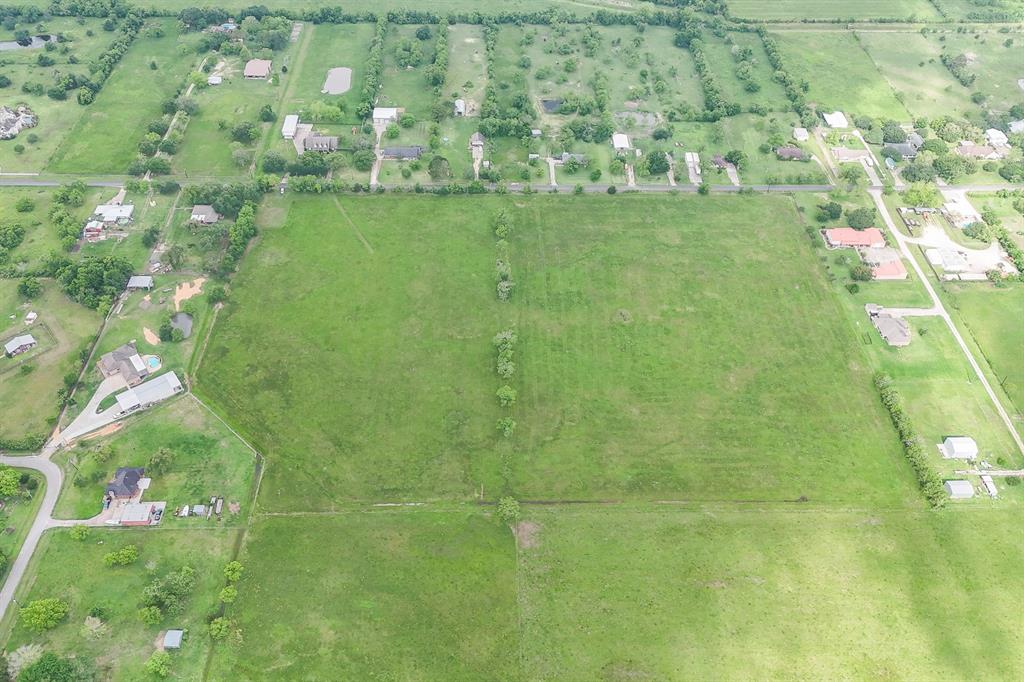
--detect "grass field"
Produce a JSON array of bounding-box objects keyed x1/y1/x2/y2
[
  {"x1": 2, "y1": 527, "x2": 238, "y2": 681},
  {"x1": 0, "y1": 281, "x2": 100, "y2": 443},
  {"x1": 47, "y1": 19, "x2": 200, "y2": 174},
  {"x1": 0, "y1": 188, "x2": 62, "y2": 270},
  {"x1": 198, "y1": 194, "x2": 917, "y2": 511},
  {"x1": 0, "y1": 471, "x2": 45, "y2": 580},
  {"x1": 772, "y1": 31, "x2": 911, "y2": 121},
  {"x1": 285, "y1": 22, "x2": 375, "y2": 123},
  {"x1": 207, "y1": 512, "x2": 517, "y2": 680},
  {"x1": 727, "y1": 0, "x2": 943, "y2": 20},
  {"x1": 444, "y1": 24, "x2": 488, "y2": 117},
  {"x1": 857, "y1": 31, "x2": 977, "y2": 121},
  {"x1": 934, "y1": 32, "x2": 1024, "y2": 112},
  {"x1": 53, "y1": 396, "x2": 256, "y2": 521},
  {"x1": 377, "y1": 24, "x2": 437, "y2": 121}
]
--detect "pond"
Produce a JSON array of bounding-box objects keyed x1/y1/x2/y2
[
  {"x1": 170, "y1": 312, "x2": 193, "y2": 339},
  {"x1": 0, "y1": 35, "x2": 56, "y2": 51}
]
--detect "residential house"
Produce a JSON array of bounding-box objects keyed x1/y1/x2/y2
[
  {"x1": 380, "y1": 146, "x2": 423, "y2": 160},
  {"x1": 106, "y1": 466, "x2": 145, "y2": 499},
  {"x1": 712, "y1": 154, "x2": 729, "y2": 170},
  {"x1": 114, "y1": 371, "x2": 184, "y2": 415},
  {"x1": 4, "y1": 334, "x2": 36, "y2": 357},
  {"x1": 372, "y1": 107, "x2": 399, "y2": 125},
  {"x1": 822, "y1": 111, "x2": 849, "y2": 128},
  {"x1": 304, "y1": 135, "x2": 338, "y2": 152},
  {"x1": 775, "y1": 146, "x2": 804, "y2": 161},
  {"x1": 470, "y1": 132, "x2": 485, "y2": 149},
  {"x1": 832, "y1": 147, "x2": 872, "y2": 163},
  {"x1": 612, "y1": 133, "x2": 631, "y2": 151},
  {"x1": 93, "y1": 204, "x2": 134, "y2": 225},
  {"x1": 243, "y1": 59, "x2": 272, "y2": 79},
  {"x1": 985, "y1": 128, "x2": 1009, "y2": 148},
  {"x1": 190, "y1": 205, "x2": 220, "y2": 224},
  {"x1": 792, "y1": 127, "x2": 809, "y2": 142},
  {"x1": 559, "y1": 152, "x2": 587, "y2": 165},
  {"x1": 860, "y1": 247, "x2": 907, "y2": 280},
  {"x1": 823, "y1": 227, "x2": 885, "y2": 249},
  {"x1": 865, "y1": 305, "x2": 911, "y2": 347},
  {"x1": 98, "y1": 342, "x2": 149, "y2": 386},
  {"x1": 956, "y1": 141, "x2": 1004, "y2": 160}
]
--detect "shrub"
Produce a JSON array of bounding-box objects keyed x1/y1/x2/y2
[
  {"x1": 224, "y1": 561, "x2": 244, "y2": 582},
  {"x1": 496, "y1": 385, "x2": 517, "y2": 407},
  {"x1": 497, "y1": 417, "x2": 516, "y2": 437},
  {"x1": 14, "y1": 197, "x2": 34, "y2": 213},
  {"x1": 209, "y1": 617, "x2": 232, "y2": 640},
  {"x1": 103, "y1": 544, "x2": 139, "y2": 567},
  {"x1": 144, "y1": 651, "x2": 171, "y2": 678},
  {"x1": 138, "y1": 605, "x2": 162, "y2": 625},
  {"x1": 219, "y1": 585, "x2": 238, "y2": 604},
  {"x1": 497, "y1": 497, "x2": 521, "y2": 525},
  {"x1": 19, "y1": 598, "x2": 69, "y2": 632},
  {"x1": 70, "y1": 525, "x2": 89, "y2": 541}
]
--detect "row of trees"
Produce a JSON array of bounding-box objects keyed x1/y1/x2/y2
[
  {"x1": 757, "y1": 27, "x2": 815, "y2": 129},
  {"x1": 356, "y1": 18, "x2": 387, "y2": 119},
  {"x1": 479, "y1": 23, "x2": 535, "y2": 139}
]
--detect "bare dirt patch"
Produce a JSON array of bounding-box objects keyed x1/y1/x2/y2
[
  {"x1": 174, "y1": 277, "x2": 206, "y2": 311},
  {"x1": 80, "y1": 421, "x2": 123, "y2": 442},
  {"x1": 321, "y1": 67, "x2": 352, "y2": 95},
  {"x1": 143, "y1": 326, "x2": 160, "y2": 345},
  {"x1": 515, "y1": 521, "x2": 541, "y2": 549}
]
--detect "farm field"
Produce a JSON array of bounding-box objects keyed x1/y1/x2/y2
[
  {"x1": 47, "y1": 19, "x2": 200, "y2": 174},
  {"x1": 53, "y1": 395, "x2": 256, "y2": 520},
  {"x1": 1, "y1": 527, "x2": 238, "y2": 682},
  {"x1": 0, "y1": 280, "x2": 101, "y2": 445},
  {"x1": 198, "y1": 194, "x2": 917, "y2": 510},
  {"x1": 726, "y1": 0, "x2": 943, "y2": 20},
  {"x1": 772, "y1": 31, "x2": 910, "y2": 121},
  {"x1": 856, "y1": 31, "x2": 977, "y2": 121},
  {"x1": 207, "y1": 512, "x2": 518, "y2": 680},
  {"x1": 933, "y1": 31, "x2": 1024, "y2": 112}
]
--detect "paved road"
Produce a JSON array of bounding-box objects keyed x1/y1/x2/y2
[
  {"x1": 870, "y1": 188, "x2": 1024, "y2": 457},
  {"x1": 58, "y1": 375, "x2": 128, "y2": 444}
]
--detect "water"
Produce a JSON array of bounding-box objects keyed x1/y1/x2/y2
[
  {"x1": 0, "y1": 35, "x2": 56, "y2": 51},
  {"x1": 147, "y1": 356, "x2": 160, "y2": 369},
  {"x1": 170, "y1": 312, "x2": 193, "y2": 339}
]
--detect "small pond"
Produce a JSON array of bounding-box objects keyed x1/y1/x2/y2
[
  {"x1": 170, "y1": 312, "x2": 193, "y2": 339},
  {"x1": 0, "y1": 35, "x2": 56, "y2": 51}
]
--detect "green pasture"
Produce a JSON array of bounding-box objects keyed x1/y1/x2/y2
[
  {"x1": 0, "y1": 188, "x2": 61, "y2": 270},
  {"x1": 377, "y1": 24, "x2": 437, "y2": 121},
  {"x1": 934, "y1": 31, "x2": 1024, "y2": 112},
  {"x1": 47, "y1": 19, "x2": 200, "y2": 174},
  {"x1": 281, "y1": 22, "x2": 374, "y2": 125},
  {"x1": 772, "y1": 30, "x2": 911, "y2": 120},
  {"x1": 444, "y1": 24, "x2": 488, "y2": 117},
  {"x1": 726, "y1": 0, "x2": 943, "y2": 20}
]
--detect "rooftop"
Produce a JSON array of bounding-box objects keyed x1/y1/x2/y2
[
  {"x1": 244, "y1": 59, "x2": 272, "y2": 78},
  {"x1": 824, "y1": 227, "x2": 885, "y2": 248},
  {"x1": 4, "y1": 334, "x2": 36, "y2": 354}
]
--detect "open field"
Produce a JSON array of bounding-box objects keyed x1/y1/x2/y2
[
  {"x1": 0, "y1": 188, "x2": 61, "y2": 271},
  {"x1": 444, "y1": 24, "x2": 487, "y2": 117},
  {"x1": 208, "y1": 512, "x2": 517, "y2": 680},
  {"x1": 772, "y1": 31, "x2": 910, "y2": 121},
  {"x1": 284, "y1": 22, "x2": 374, "y2": 123},
  {"x1": 47, "y1": 19, "x2": 200, "y2": 174},
  {"x1": 728, "y1": 0, "x2": 942, "y2": 20},
  {"x1": 377, "y1": 24, "x2": 437, "y2": 121},
  {"x1": 0, "y1": 470, "x2": 45, "y2": 580},
  {"x1": 2, "y1": 527, "x2": 238, "y2": 681},
  {"x1": 54, "y1": 396, "x2": 256, "y2": 520},
  {"x1": 121, "y1": 0, "x2": 665, "y2": 13},
  {"x1": 0, "y1": 280, "x2": 100, "y2": 444},
  {"x1": 198, "y1": 194, "x2": 917, "y2": 510},
  {"x1": 933, "y1": 31, "x2": 1024, "y2": 112},
  {"x1": 518, "y1": 506, "x2": 1024, "y2": 680}
]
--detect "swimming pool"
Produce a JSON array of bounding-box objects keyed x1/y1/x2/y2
[{"x1": 147, "y1": 356, "x2": 160, "y2": 369}]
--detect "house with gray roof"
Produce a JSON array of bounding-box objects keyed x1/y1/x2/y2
[
  {"x1": 381, "y1": 146, "x2": 423, "y2": 160},
  {"x1": 126, "y1": 275, "x2": 153, "y2": 291},
  {"x1": 4, "y1": 334, "x2": 37, "y2": 357},
  {"x1": 190, "y1": 205, "x2": 220, "y2": 224},
  {"x1": 865, "y1": 305, "x2": 911, "y2": 347},
  {"x1": 114, "y1": 372, "x2": 183, "y2": 415},
  {"x1": 304, "y1": 135, "x2": 338, "y2": 152},
  {"x1": 98, "y1": 342, "x2": 149, "y2": 386}
]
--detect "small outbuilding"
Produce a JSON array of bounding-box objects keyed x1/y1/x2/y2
[
  {"x1": 941, "y1": 436, "x2": 978, "y2": 461},
  {"x1": 281, "y1": 114, "x2": 299, "y2": 139},
  {"x1": 126, "y1": 275, "x2": 154, "y2": 291},
  {"x1": 944, "y1": 480, "x2": 974, "y2": 500},
  {"x1": 612, "y1": 133, "x2": 631, "y2": 151},
  {"x1": 163, "y1": 630, "x2": 184, "y2": 650},
  {"x1": 822, "y1": 111, "x2": 849, "y2": 129},
  {"x1": 4, "y1": 334, "x2": 37, "y2": 357},
  {"x1": 469, "y1": 132, "x2": 485, "y2": 149},
  {"x1": 244, "y1": 59, "x2": 272, "y2": 80},
  {"x1": 793, "y1": 127, "x2": 809, "y2": 142},
  {"x1": 207, "y1": 75, "x2": 222, "y2": 86},
  {"x1": 190, "y1": 205, "x2": 220, "y2": 224},
  {"x1": 453, "y1": 99, "x2": 466, "y2": 116},
  {"x1": 372, "y1": 107, "x2": 399, "y2": 124},
  {"x1": 981, "y1": 474, "x2": 998, "y2": 498},
  {"x1": 530, "y1": 129, "x2": 542, "y2": 138}
]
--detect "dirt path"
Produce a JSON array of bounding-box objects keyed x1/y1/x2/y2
[
  {"x1": 666, "y1": 154, "x2": 677, "y2": 187},
  {"x1": 471, "y1": 145, "x2": 483, "y2": 180},
  {"x1": 625, "y1": 163, "x2": 636, "y2": 187},
  {"x1": 546, "y1": 158, "x2": 558, "y2": 187},
  {"x1": 331, "y1": 196, "x2": 374, "y2": 254}
]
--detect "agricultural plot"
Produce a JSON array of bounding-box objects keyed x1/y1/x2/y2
[
  {"x1": 726, "y1": 0, "x2": 942, "y2": 20},
  {"x1": 857, "y1": 31, "x2": 977, "y2": 120},
  {"x1": 0, "y1": 280, "x2": 101, "y2": 444},
  {"x1": 518, "y1": 507, "x2": 1024, "y2": 680},
  {"x1": 772, "y1": 31, "x2": 910, "y2": 121},
  {"x1": 0, "y1": 17, "x2": 109, "y2": 171},
  {"x1": 199, "y1": 194, "x2": 917, "y2": 511},
  {"x1": 53, "y1": 396, "x2": 256, "y2": 521},
  {"x1": 47, "y1": 19, "x2": 200, "y2": 174},
  {"x1": 929, "y1": 32, "x2": 1024, "y2": 112},
  {"x1": 207, "y1": 512, "x2": 517, "y2": 680},
  {"x1": 1, "y1": 527, "x2": 238, "y2": 682}
]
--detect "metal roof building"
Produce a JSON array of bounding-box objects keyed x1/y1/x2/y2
[
  {"x1": 164, "y1": 630, "x2": 184, "y2": 649},
  {"x1": 4, "y1": 333, "x2": 36, "y2": 356},
  {"x1": 115, "y1": 372, "x2": 183, "y2": 414},
  {"x1": 944, "y1": 480, "x2": 974, "y2": 499},
  {"x1": 281, "y1": 114, "x2": 299, "y2": 139},
  {"x1": 941, "y1": 436, "x2": 978, "y2": 460}
]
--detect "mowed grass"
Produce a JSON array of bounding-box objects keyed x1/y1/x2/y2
[
  {"x1": 727, "y1": 0, "x2": 942, "y2": 20},
  {"x1": 518, "y1": 507, "x2": 1024, "y2": 681},
  {"x1": 199, "y1": 194, "x2": 916, "y2": 510},
  {"x1": 0, "y1": 281, "x2": 100, "y2": 443},
  {"x1": 207, "y1": 512, "x2": 518, "y2": 681},
  {"x1": 857, "y1": 31, "x2": 977, "y2": 120},
  {"x1": 0, "y1": 188, "x2": 62, "y2": 270},
  {"x1": 47, "y1": 19, "x2": 199, "y2": 174},
  {"x1": 2, "y1": 527, "x2": 238, "y2": 682},
  {"x1": 284, "y1": 22, "x2": 375, "y2": 122},
  {"x1": 948, "y1": 285, "x2": 1024, "y2": 418},
  {"x1": 772, "y1": 31, "x2": 910, "y2": 120}
]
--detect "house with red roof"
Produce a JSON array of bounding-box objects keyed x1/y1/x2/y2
[{"x1": 823, "y1": 227, "x2": 885, "y2": 249}]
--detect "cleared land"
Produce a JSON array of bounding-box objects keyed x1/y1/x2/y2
[
  {"x1": 199, "y1": 195, "x2": 917, "y2": 510},
  {"x1": 772, "y1": 31, "x2": 910, "y2": 121},
  {"x1": 1, "y1": 527, "x2": 238, "y2": 681},
  {"x1": 47, "y1": 19, "x2": 199, "y2": 174},
  {"x1": 207, "y1": 512, "x2": 517, "y2": 680}
]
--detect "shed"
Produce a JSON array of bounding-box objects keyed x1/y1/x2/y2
[
  {"x1": 530, "y1": 129, "x2": 542, "y2": 138},
  {"x1": 207, "y1": 75, "x2": 222, "y2": 86},
  {"x1": 793, "y1": 127, "x2": 809, "y2": 141},
  {"x1": 244, "y1": 59, "x2": 272, "y2": 79},
  {"x1": 612, "y1": 133, "x2": 631, "y2": 151},
  {"x1": 114, "y1": 371, "x2": 183, "y2": 415},
  {"x1": 944, "y1": 480, "x2": 974, "y2": 500},
  {"x1": 304, "y1": 135, "x2": 338, "y2": 152},
  {"x1": 163, "y1": 630, "x2": 184, "y2": 650},
  {"x1": 941, "y1": 436, "x2": 978, "y2": 460},
  {"x1": 126, "y1": 275, "x2": 154, "y2": 291},
  {"x1": 981, "y1": 475, "x2": 998, "y2": 498},
  {"x1": 372, "y1": 107, "x2": 399, "y2": 124},
  {"x1": 985, "y1": 128, "x2": 1009, "y2": 147},
  {"x1": 822, "y1": 111, "x2": 849, "y2": 128},
  {"x1": 4, "y1": 334, "x2": 37, "y2": 357},
  {"x1": 453, "y1": 99, "x2": 465, "y2": 116},
  {"x1": 281, "y1": 114, "x2": 299, "y2": 139},
  {"x1": 190, "y1": 205, "x2": 219, "y2": 224}
]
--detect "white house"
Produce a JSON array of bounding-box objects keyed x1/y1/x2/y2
[
  {"x1": 944, "y1": 480, "x2": 974, "y2": 500},
  {"x1": 372, "y1": 107, "x2": 399, "y2": 124},
  {"x1": 940, "y1": 436, "x2": 978, "y2": 460},
  {"x1": 93, "y1": 204, "x2": 134, "y2": 224},
  {"x1": 985, "y1": 128, "x2": 1009, "y2": 148},
  {"x1": 793, "y1": 127, "x2": 809, "y2": 142},
  {"x1": 822, "y1": 111, "x2": 849, "y2": 129},
  {"x1": 612, "y1": 133, "x2": 631, "y2": 151},
  {"x1": 281, "y1": 114, "x2": 299, "y2": 139}
]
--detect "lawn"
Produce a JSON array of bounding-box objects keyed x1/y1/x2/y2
[
  {"x1": 283, "y1": 22, "x2": 375, "y2": 124},
  {"x1": 53, "y1": 395, "x2": 256, "y2": 521},
  {"x1": 772, "y1": 30, "x2": 911, "y2": 121},
  {"x1": 47, "y1": 19, "x2": 200, "y2": 174},
  {"x1": 0, "y1": 470, "x2": 45, "y2": 580},
  {"x1": 1, "y1": 527, "x2": 239, "y2": 681},
  {"x1": 947, "y1": 285, "x2": 1024, "y2": 418},
  {"x1": 0, "y1": 280, "x2": 101, "y2": 444},
  {"x1": 198, "y1": 194, "x2": 917, "y2": 511},
  {"x1": 0, "y1": 188, "x2": 62, "y2": 271},
  {"x1": 726, "y1": 0, "x2": 942, "y2": 20},
  {"x1": 518, "y1": 506, "x2": 1024, "y2": 680},
  {"x1": 444, "y1": 24, "x2": 488, "y2": 117},
  {"x1": 377, "y1": 24, "x2": 437, "y2": 121},
  {"x1": 207, "y1": 511, "x2": 517, "y2": 680}
]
